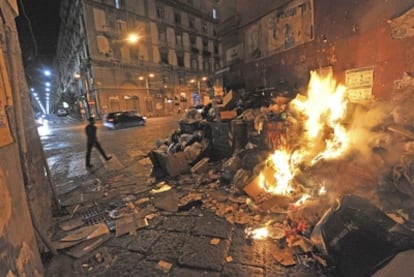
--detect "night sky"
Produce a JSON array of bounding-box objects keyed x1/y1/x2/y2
[{"x1": 16, "y1": 0, "x2": 62, "y2": 66}]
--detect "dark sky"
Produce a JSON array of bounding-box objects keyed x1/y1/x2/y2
[{"x1": 16, "y1": 0, "x2": 62, "y2": 66}]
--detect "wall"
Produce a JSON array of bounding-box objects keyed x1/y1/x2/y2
[
  {"x1": 0, "y1": 0, "x2": 55, "y2": 275},
  {"x1": 235, "y1": 0, "x2": 414, "y2": 99}
]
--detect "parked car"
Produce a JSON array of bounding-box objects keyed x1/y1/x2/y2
[
  {"x1": 57, "y1": 108, "x2": 68, "y2": 116},
  {"x1": 103, "y1": 111, "x2": 146, "y2": 130}
]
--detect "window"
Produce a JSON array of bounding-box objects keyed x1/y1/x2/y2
[
  {"x1": 174, "y1": 13, "x2": 181, "y2": 25},
  {"x1": 212, "y1": 8, "x2": 217, "y2": 19},
  {"x1": 189, "y1": 17, "x2": 195, "y2": 29},
  {"x1": 203, "y1": 59, "x2": 210, "y2": 72},
  {"x1": 176, "y1": 34, "x2": 183, "y2": 47},
  {"x1": 202, "y1": 22, "x2": 208, "y2": 33},
  {"x1": 191, "y1": 58, "x2": 198, "y2": 70},
  {"x1": 93, "y1": 8, "x2": 106, "y2": 31},
  {"x1": 177, "y1": 55, "x2": 184, "y2": 67},
  {"x1": 156, "y1": 7, "x2": 165, "y2": 18},
  {"x1": 160, "y1": 49, "x2": 168, "y2": 64},
  {"x1": 114, "y1": 0, "x2": 124, "y2": 9},
  {"x1": 116, "y1": 20, "x2": 126, "y2": 33},
  {"x1": 214, "y1": 43, "x2": 219, "y2": 55},
  {"x1": 202, "y1": 38, "x2": 208, "y2": 48},
  {"x1": 162, "y1": 75, "x2": 169, "y2": 86},
  {"x1": 159, "y1": 27, "x2": 167, "y2": 42},
  {"x1": 96, "y1": 35, "x2": 111, "y2": 56},
  {"x1": 190, "y1": 35, "x2": 196, "y2": 47}
]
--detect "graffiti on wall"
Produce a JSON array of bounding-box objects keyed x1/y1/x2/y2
[
  {"x1": 245, "y1": 23, "x2": 263, "y2": 59},
  {"x1": 389, "y1": 6, "x2": 414, "y2": 39},
  {"x1": 244, "y1": 0, "x2": 314, "y2": 60}
]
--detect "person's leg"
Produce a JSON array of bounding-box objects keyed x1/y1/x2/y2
[
  {"x1": 94, "y1": 141, "x2": 112, "y2": 161},
  {"x1": 86, "y1": 143, "x2": 93, "y2": 167}
]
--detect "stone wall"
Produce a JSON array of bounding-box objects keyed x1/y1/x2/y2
[
  {"x1": 234, "y1": 0, "x2": 414, "y2": 99},
  {"x1": 0, "y1": 0, "x2": 55, "y2": 275}
]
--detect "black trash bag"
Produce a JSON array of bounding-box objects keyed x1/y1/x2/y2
[{"x1": 311, "y1": 194, "x2": 414, "y2": 277}]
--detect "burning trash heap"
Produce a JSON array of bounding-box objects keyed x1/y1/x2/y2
[{"x1": 149, "y1": 70, "x2": 414, "y2": 276}]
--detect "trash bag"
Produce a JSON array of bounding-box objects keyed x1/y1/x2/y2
[{"x1": 311, "y1": 194, "x2": 414, "y2": 277}]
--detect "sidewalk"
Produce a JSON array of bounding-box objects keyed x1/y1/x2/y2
[{"x1": 43, "y1": 155, "x2": 335, "y2": 277}]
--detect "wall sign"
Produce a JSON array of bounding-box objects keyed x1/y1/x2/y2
[{"x1": 345, "y1": 66, "x2": 374, "y2": 102}]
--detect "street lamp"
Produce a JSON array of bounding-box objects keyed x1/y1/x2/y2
[
  {"x1": 126, "y1": 33, "x2": 140, "y2": 44},
  {"x1": 190, "y1": 76, "x2": 207, "y2": 105},
  {"x1": 139, "y1": 73, "x2": 155, "y2": 116},
  {"x1": 139, "y1": 73, "x2": 154, "y2": 96}
]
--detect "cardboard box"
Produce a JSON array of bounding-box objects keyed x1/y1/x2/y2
[
  {"x1": 218, "y1": 90, "x2": 239, "y2": 110},
  {"x1": 151, "y1": 150, "x2": 190, "y2": 177},
  {"x1": 191, "y1": 157, "x2": 210, "y2": 174},
  {"x1": 219, "y1": 110, "x2": 237, "y2": 120},
  {"x1": 243, "y1": 171, "x2": 291, "y2": 211}
]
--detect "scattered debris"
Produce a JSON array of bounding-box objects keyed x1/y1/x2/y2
[
  {"x1": 210, "y1": 238, "x2": 220, "y2": 245},
  {"x1": 156, "y1": 260, "x2": 173, "y2": 273}
]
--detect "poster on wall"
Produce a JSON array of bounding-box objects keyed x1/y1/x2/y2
[
  {"x1": 245, "y1": 22, "x2": 263, "y2": 59},
  {"x1": 345, "y1": 66, "x2": 374, "y2": 102},
  {"x1": 0, "y1": 49, "x2": 13, "y2": 147},
  {"x1": 265, "y1": 0, "x2": 314, "y2": 54},
  {"x1": 244, "y1": 0, "x2": 314, "y2": 60},
  {"x1": 389, "y1": 6, "x2": 414, "y2": 39},
  {"x1": 226, "y1": 43, "x2": 243, "y2": 64}
]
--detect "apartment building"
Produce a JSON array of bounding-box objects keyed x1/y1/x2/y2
[{"x1": 56, "y1": 0, "x2": 222, "y2": 118}]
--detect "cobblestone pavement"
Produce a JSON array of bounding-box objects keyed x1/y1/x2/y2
[{"x1": 41, "y1": 117, "x2": 338, "y2": 277}]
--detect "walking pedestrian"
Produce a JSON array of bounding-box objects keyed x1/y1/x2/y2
[{"x1": 85, "y1": 117, "x2": 112, "y2": 168}]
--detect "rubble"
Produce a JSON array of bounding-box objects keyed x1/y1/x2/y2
[{"x1": 48, "y1": 72, "x2": 414, "y2": 276}]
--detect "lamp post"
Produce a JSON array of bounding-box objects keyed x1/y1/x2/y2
[
  {"x1": 190, "y1": 76, "x2": 207, "y2": 105},
  {"x1": 139, "y1": 73, "x2": 155, "y2": 116}
]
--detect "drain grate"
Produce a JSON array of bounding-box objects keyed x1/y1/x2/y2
[
  {"x1": 79, "y1": 206, "x2": 105, "y2": 220},
  {"x1": 77, "y1": 206, "x2": 116, "y2": 231}
]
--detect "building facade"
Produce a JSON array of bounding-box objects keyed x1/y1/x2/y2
[
  {"x1": 217, "y1": 0, "x2": 414, "y2": 101},
  {"x1": 56, "y1": 0, "x2": 222, "y2": 118}
]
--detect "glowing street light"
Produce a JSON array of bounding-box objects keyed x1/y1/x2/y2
[
  {"x1": 190, "y1": 76, "x2": 207, "y2": 105},
  {"x1": 126, "y1": 33, "x2": 140, "y2": 44},
  {"x1": 139, "y1": 73, "x2": 155, "y2": 96}
]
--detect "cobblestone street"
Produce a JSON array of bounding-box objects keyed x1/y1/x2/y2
[{"x1": 41, "y1": 116, "x2": 335, "y2": 276}]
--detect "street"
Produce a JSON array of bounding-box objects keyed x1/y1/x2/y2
[
  {"x1": 39, "y1": 114, "x2": 335, "y2": 277},
  {"x1": 40, "y1": 115, "x2": 178, "y2": 181}
]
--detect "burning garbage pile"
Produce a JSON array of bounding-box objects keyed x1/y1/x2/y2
[{"x1": 148, "y1": 70, "x2": 414, "y2": 276}]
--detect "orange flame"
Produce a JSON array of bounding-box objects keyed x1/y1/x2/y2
[
  {"x1": 259, "y1": 70, "x2": 349, "y2": 202},
  {"x1": 292, "y1": 70, "x2": 349, "y2": 164}
]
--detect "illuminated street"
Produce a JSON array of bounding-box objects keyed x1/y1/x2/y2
[
  {"x1": 2, "y1": 0, "x2": 414, "y2": 276},
  {"x1": 39, "y1": 115, "x2": 335, "y2": 276}
]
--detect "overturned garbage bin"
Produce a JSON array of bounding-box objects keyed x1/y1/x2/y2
[
  {"x1": 231, "y1": 119, "x2": 248, "y2": 153},
  {"x1": 311, "y1": 194, "x2": 414, "y2": 277},
  {"x1": 208, "y1": 121, "x2": 232, "y2": 160}
]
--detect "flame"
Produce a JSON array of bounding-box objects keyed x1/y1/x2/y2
[
  {"x1": 259, "y1": 149, "x2": 296, "y2": 195},
  {"x1": 292, "y1": 70, "x2": 349, "y2": 164},
  {"x1": 319, "y1": 185, "x2": 327, "y2": 195},
  {"x1": 251, "y1": 227, "x2": 269, "y2": 240},
  {"x1": 294, "y1": 194, "x2": 311, "y2": 206},
  {"x1": 259, "y1": 70, "x2": 349, "y2": 196}
]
